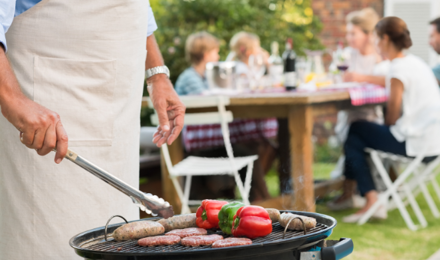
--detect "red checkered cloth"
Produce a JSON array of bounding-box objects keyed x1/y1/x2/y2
[
  {"x1": 348, "y1": 84, "x2": 388, "y2": 106},
  {"x1": 182, "y1": 118, "x2": 278, "y2": 152}
]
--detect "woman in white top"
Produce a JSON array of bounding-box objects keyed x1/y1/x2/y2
[
  {"x1": 329, "y1": 8, "x2": 389, "y2": 211},
  {"x1": 342, "y1": 17, "x2": 440, "y2": 223}
]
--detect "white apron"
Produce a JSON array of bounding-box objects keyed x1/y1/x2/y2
[{"x1": 0, "y1": 0, "x2": 148, "y2": 259}]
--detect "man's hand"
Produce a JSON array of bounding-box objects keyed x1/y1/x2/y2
[
  {"x1": 0, "y1": 49, "x2": 68, "y2": 163},
  {"x1": 147, "y1": 74, "x2": 185, "y2": 147}
]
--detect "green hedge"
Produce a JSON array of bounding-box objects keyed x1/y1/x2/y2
[{"x1": 150, "y1": 0, "x2": 323, "y2": 84}]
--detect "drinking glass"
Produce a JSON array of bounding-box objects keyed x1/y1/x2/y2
[{"x1": 248, "y1": 54, "x2": 266, "y2": 90}]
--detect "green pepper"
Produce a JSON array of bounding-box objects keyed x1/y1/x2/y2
[{"x1": 218, "y1": 201, "x2": 245, "y2": 235}]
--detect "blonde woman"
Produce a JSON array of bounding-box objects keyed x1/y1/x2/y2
[
  {"x1": 343, "y1": 8, "x2": 389, "y2": 84},
  {"x1": 175, "y1": 31, "x2": 220, "y2": 95},
  {"x1": 329, "y1": 8, "x2": 390, "y2": 211}
]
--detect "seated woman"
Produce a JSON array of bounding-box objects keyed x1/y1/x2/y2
[
  {"x1": 342, "y1": 8, "x2": 389, "y2": 85},
  {"x1": 342, "y1": 17, "x2": 440, "y2": 222},
  {"x1": 175, "y1": 31, "x2": 220, "y2": 95},
  {"x1": 328, "y1": 8, "x2": 389, "y2": 211}
]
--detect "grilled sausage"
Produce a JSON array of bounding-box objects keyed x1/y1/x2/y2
[
  {"x1": 165, "y1": 228, "x2": 208, "y2": 238},
  {"x1": 181, "y1": 234, "x2": 224, "y2": 247},
  {"x1": 157, "y1": 213, "x2": 197, "y2": 232},
  {"x1": 211, "y1": 237, "x2": 252, "y2": 248},
  {"x1": 112, "y1": 221, "x2": 165, "y2": 241},
  {"x1": 265, "y1": 208, "x2": 280, "y2": 223},
  {"x1": 138, "y1": 235, "x2": 181, "y2": 247},
  {"x1": 279, "y1": 213, "x2": 316, "y2": 231}
]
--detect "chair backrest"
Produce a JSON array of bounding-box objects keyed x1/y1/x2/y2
[{"x1": 148, "y1": 96, "x2": 237, "y2": 173}]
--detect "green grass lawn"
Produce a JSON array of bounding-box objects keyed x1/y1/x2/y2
[{"x1": 265, "y1": 163, "x2": 440, "y2": 260}]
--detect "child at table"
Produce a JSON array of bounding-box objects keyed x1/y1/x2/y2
[
  {"x1": 175, "y1": 31, "x2": 220, "y2": 95},
  {"x1": 328, "y1": 8, "x2": 390, "y2": 211},
  {"x1": 174, "y1": 31, "x2": 274, "y2": 202},
  {"x1": 342, "y1": 16, "x2": 440, "y2": 222},
  {"x1": 226, "y1": 31, "x2": 270, "y2": 86}
]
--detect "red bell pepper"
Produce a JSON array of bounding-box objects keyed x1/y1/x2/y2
[
  {"x1": 196, "y1": 200, "x2": 228, "y2": 229},
  {"x1": 232, "y1": 206, "x2": 272, "y2": 239}
]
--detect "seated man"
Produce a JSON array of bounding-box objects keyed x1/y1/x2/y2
[{"x1": 429, "y1": 17, "x2": 440, "y2": 85}]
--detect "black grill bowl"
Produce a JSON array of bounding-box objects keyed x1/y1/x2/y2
[{"x1": 70, "y1": 211, "x2": 336, "y2": 260}]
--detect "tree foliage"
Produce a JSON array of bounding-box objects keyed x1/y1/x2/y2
[{"x1": 150, "y1": 0, "x2": 323, "y2": 83}]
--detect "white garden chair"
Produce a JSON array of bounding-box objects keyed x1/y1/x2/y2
[
  {"x1": 358, "y1": 148, "x2": 440, "y2": 231},
  {"x1": 148, "y1": 96, "x2": 257, "y2": 214}
]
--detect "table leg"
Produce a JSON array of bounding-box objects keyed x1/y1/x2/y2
[
  {"x1": 288, "y1": 105, "x2": 315, "y2": 212},
  {"x1": 277, "y1": 118, "x2": 292, "y2": 194},
  {"x1": 160, "y1": 135, "x2": 183, "y2": 213}
]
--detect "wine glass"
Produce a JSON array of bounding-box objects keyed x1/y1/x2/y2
[
  {"x1": 248, "y1": 54, "x2": 266, "y2": 90},
  {"x1": 333, "y1": 48, "x2": 350, "y2": 83}
]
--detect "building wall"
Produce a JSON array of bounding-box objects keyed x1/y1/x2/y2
[{"x1": 312, "y1": 0, "x2": 384, "y2": 51}]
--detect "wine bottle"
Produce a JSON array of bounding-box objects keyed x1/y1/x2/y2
[
  {"x1": 268, "y1": 41, "x2": 284, "y2": 87},
  {"x1": 282, "y1": 38, "x2": 297, "y2": 90}
]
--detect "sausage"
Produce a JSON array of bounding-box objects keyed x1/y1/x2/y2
[
  {"x1": 181, "y1": 234, "x2": 224, "y2": 247},
  {"x1": 265, "y1": 208, "x2": 280, "y2": 223},
  {"x1": 157, "y1": 214, "x2": 197, "y2": 232},
  {"x1": 112, "y1": 221, "x2": 165, "y2": 241},
  {"x1": 211, "y1": 237, "x2": 252, "y2": 248},
  {"x1": 165, "y1": 227, "x2": 208, "y2": 238},
  {"x1": 279, "y1": 213, "x2": 317, "y2": 231},
  {"x1": 138, "y1": 235, "x2": 181, "y2": 247}
]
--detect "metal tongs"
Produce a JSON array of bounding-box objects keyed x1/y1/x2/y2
[{"x1": 64, "y1": 149, "x2": 174, "y2": 218}]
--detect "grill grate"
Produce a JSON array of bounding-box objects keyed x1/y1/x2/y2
[{"x1": 81, "y1": 222, "x2": 328, "y2": 254}]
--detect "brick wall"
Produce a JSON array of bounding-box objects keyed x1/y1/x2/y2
[{"x1": 312, "y1": 0, "x2": 384, "y2": 51}]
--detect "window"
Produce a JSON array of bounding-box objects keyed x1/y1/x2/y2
[{"x1": 385, "y1": 0, "x2": 440, "y2": 66}]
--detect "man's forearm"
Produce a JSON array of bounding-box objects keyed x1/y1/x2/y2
[
  {"x1": 145, "y1": 34, "x2": 169, "y2": 84},
  {"x1": 0, "y1": 49, "x2": 25, "y2": 112},
  {"x1": 145, "y1": 34, "x2": 164, "y2": 70}
]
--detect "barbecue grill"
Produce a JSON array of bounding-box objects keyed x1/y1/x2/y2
[{"x1": 70, "y1": 211, "x2": 353, "y2": 260}]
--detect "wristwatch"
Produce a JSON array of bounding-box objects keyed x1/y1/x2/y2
[{"x1": 145, "y1": 66, "x2": 170, "y2": 80}]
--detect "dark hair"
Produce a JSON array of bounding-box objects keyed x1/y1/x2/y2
[
  {"x1": 430, "y1": 17, "x2": 440, "y2": 33},
  {"x1": 375, "y1": 16, "x2": 412, "y2": 50}
]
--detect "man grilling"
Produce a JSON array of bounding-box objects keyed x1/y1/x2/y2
[{"x1": 0, "y1": 0, "x2": 184, "y2": 259}]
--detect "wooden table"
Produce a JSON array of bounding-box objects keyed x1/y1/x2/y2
[{"x1": 142, "y1": 90, "x2": 361, "y2": 213}]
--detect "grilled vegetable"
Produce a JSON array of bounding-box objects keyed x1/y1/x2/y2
[
  {"x1": 218, "y1": 201, "x2": 245, "y2": 235},
  {"x1": 279, "y1": 213, "x2": 317, "y2": 231},
  {"x1": 196, "y1": 200, "x2": 228, "y2": 229},
  {"x1": 232, "y1": 206, "x2": 272, "y2": 239},
  {"x1": 157, "y1": 213, "x2": 197, "y2": 232},
  {"x1": 265, "y1": 208, "x2": 281, "y2": 223},
  {"x1": 113, "y1": 221, "x2": 165, "y2": 241}
]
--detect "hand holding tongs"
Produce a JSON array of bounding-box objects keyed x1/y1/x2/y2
[{"x1": 63, "y1": 149, "x2": 174, "y2": 218}]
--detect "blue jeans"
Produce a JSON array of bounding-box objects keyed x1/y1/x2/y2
[{"x1": 343, "y1": 121, "x2": 406, "y2": 195}]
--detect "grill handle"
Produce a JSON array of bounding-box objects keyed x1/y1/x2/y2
[
  {"x1": 64, "y1": 149, "x2": 174, "y2": 218},
  {"x1": 321, "y1": 238, "x2": 354, "y2": 260}
]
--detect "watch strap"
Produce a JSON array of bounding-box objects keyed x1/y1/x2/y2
[{"x1": 145, "y1": 66, "x2": 170, "y2": 79}]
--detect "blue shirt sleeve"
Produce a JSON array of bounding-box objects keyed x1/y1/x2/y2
[
  {"x1": 147, "y1": 5, "x2": 157, "y2": 37},
  {"x1": 0, "y1": 0, "x2": 16, "y2": 51},
  {"x1": 432, "y1": 64, "x2": 440, "y2": 85},
  {"x1": 175, "y1": 68, "x2": 209, "y2": 95}
]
